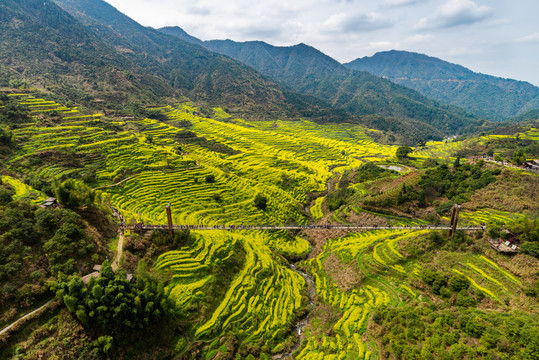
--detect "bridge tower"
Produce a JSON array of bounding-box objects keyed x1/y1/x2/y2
[
  {"x1": 166, "y1": 204, "x2": 174, "y2": 237},
  {"x1": 447, "y1": 204, "x2": 461, "y2": 240}
]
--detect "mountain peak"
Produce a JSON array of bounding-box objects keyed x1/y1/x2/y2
[
  {"x1": 345, "y1": 50, "x2": 539, "y2": 120},
  {"x1": 157, "y1": 26, "x2": 203, "y2": 45}
]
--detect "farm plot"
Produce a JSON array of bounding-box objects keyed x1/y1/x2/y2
[
  {"x1": 435, "y1": 252, "x2": 524, "y2": 303},
  {"x1": 413, "y1": 140, "x2": 464, "y2": 162},
  {"x1": 1, "y1": 175, "x2": 46, "y2": 204},
  {"x1": 155, "y1": 230, "x2": 307, "y2": 353},
  {"x1": 297, "y1": 230, "x2": 425, "y2": 359},
  {"x1": 459, "y1": 209, "x2": 525, "y2": 226}
]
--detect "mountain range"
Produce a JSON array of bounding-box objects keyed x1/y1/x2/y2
[
  {"x1": 0, "y1": 0, "x2": 175, "y2": 108},
  {"x1": 1, "y1": 0, "x2": 346, "y2": 122},
  {"x1": 160, "y1": 28, "x2": 539, "y2": 125},
  {"x1": 161, "y1": 28, "x2": 478, "y2": 138},
  {"x1": 1, "y1": 0, "x2": 537, "y2": 145},
  {"x1": 345, "y1": 50, "x2": 539, "y2": 121}
]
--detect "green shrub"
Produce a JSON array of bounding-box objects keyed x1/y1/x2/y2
[
  {"x1": 420, "y1": 269, "x2": 436, "y2": 285},
  {"x1": 456, "y1": 290, "x2": 477, "y2": 308},
  {"x1": 0, "y1": 187, "x2": 13, "y2": 205},
  {"x1": 254, "y1": 194, "x2": 268, "y2": 211},
  {"x1": 448, "y1": 274, "x2": 470, "y2": 292},
  {"x1": 521, "y1": 242, "x2": 539, "y2": 258},
  {"x1": 465, "y1": 316, "x2": 486, "y2": 337}
]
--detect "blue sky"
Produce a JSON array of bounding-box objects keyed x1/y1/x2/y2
[{"x1": 105, "y1": 0, "x2": 539, "y2": 86}]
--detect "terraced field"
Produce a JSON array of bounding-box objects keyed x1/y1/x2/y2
[
  {"x1": 5, "y1": 95, "x2": 537, "y2": 358},
  {"x1": 298, "y1": 230, "x2": 426, "y2": 359},
  {"x1": 6, "y1": 97, "x2": 401, "y2": 354},
  {"x1": 1, "y1": 175, "x2": 46, "y2": 204},
  {"x1": 460, "y1": 209, "x2": 526, "y2": 226},
  {"x1": 296, "y1": 224, "x2": 534, "y2": 359},
  {"x1": 154, "y1": 230, "x2": 307, "y2": 353}
]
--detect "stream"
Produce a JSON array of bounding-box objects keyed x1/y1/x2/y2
[{"x1": 273, "y1": 264, "x2": 316, "y2": 359}]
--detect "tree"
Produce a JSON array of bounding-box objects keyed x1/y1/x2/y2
[
  {"x1": 0, "y1": 101, "x2": 31, "y2": 128},
  {"x1": 396, "y1": 146, "x2": 413, "y2": 160},
  {"x1": 448, "y1": 274, "x2": 470, "y2": 292},
  {"x1": 43, "y1": 218, "x2": 94, "y2": 275},
  {"x1": 53, "y1": 179, "x2": 96, "y2": 208},
  {"x1": 52, "y1": 260, "x2": 179, "y2": 333},
  {"x1": 0, "y1": 125, "x2": 13, "y2": 146},
  {"x1": 521, "y1": 242, "x2": 539, "y2": 258},
  {"x1": 513, "y1": 148, "x2": 526, "y2": 165},
  {"x1": 0, "y1": 187, "x2": 13, "y2": 205},
  {"x1": 93, "y1": 336, "x2": 114, "y2": 356},
  {"x1": 417, "y1": 139, "x2": 427, "y2": 147},
  {"x1": 254, "y1": 194, "x2": 268, "y2": 211},
  {"x1": 453, "y1": 156, "x2": 461, "y2": 168}
]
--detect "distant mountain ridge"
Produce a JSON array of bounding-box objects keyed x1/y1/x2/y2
[
  {"x1": 53, "y1": 0, "x2": 347, "y2": 121},
  {"x1": 0, "y1": 0, "x2": 490, "y2": 144},
  {"x1": 0, "y1": 0, "x2": 177, "y2": 108},
  {"x1": 159, "y1": 27, "x2": 478, "y2": 140},
  {"x1": 0, "y1": 0, "x2": 345, "y2": 122},
  {"x1": 345, "y1": 50, "x2": 539, "y2": 121}
]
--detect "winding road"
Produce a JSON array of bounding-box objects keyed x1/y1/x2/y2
[{"x1": 0, "y1": 300, "x2": 53, "y2": 337}]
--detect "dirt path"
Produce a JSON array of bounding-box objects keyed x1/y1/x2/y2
[
  {"x1": 1, "y1": 222, "x2": 126, "y2": 339},
  {"x1": 112, "y1": 230, "x2": 124, "y2": 271},
  {"x1": 0, "y1": 300, "x2": 53, "y2": 337},
  {"x1": 94, "y1": 175, "x2": 136, "y2": 190}
]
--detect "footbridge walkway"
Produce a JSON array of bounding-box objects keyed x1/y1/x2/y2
[{"x1": 127, "y1": 224, "x2": 484, "y2": 231}]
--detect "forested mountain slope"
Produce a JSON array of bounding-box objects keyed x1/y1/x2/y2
[
  {"x1": 0, "y1": 0, "x2": 176, "y2": 109},
  {"x1": 162, "y1": 33, "x2": 480, "y2": 137},
  {"x1": 51, "y1": 0, "x2": 347, "y2": 121},
  {"x1": 345, "y1": 50, "x2": 539, "y2": 121}
]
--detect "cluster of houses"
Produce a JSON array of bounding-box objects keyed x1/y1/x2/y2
[
  {"x1": 489, "y1": 229, "x2": 520, "y2": 254},
  {"x1": 474, "y1": 156, "x2": 539, "y2": 172}
]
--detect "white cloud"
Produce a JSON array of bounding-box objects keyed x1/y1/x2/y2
[
  {"x1": 186, "y1": 5, "x2": 211, "y2": 15},
  {"x1": 323, "y1": 12, "x2": 392, "y2": 33},
  {"x1": 406, "y1": 34, "x2": 434, "y2": 43},
  {"x1": 517, "y1": 32, "x2": 539, "y2": 43},
  {"x1": 415, "y1": 0, "x2": 492, "y2": 30},
  {"x1": 103, "y1": 0, "x2": 539, "y2": 85},
  {"x1": 445, "y1": 46, "x2": 484, "y2": 56},
  {"x1": 368, "y1": 41, "x2": 401, "y2": 49},
  {"x1": 383, "y1": 0, "x2": 426, "y2": 6}
]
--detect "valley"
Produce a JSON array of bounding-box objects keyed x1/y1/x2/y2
[
  {"x1": 0, "y1": 92, "x2": 537, "y2": 359},
  {"x1": 0, "y1": 0, "x2": 538, "y2": 359}
]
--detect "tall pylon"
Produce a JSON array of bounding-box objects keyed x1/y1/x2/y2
[
  {"x1": 166, "y1": 204, "x2": 174, "y2": 237},
  {"x1": 448, "y1": 204, "x2": 461, "y2": 240}
]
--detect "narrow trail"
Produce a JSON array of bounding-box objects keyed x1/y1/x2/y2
[
  {"x1": 93, "y1": 175, "x2": 136, "y2": 190},
  {"x1": 112, "y1": 229, "x2": 124, "y2": 271},
  {"x1": 1, "y1": 222, "x2": 126, "y2": 339},
  {"x1": 0, "y1": 300, "x2": 53, "y2": 337}
]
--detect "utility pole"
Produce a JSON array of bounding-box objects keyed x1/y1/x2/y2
[
  {"x1": 448, "y1": 204, "x2": 461, "y2": 240},
  {"x1": 166, "y1": 204, "x2": 173, "y2": 237}
]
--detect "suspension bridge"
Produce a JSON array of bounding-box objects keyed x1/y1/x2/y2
[
  {"x1": 124, "y1": 204, "x2": 483, "y2": 238},
  {"x1": 126, "y1": 224, "x2": 484, "y2": 231}
]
